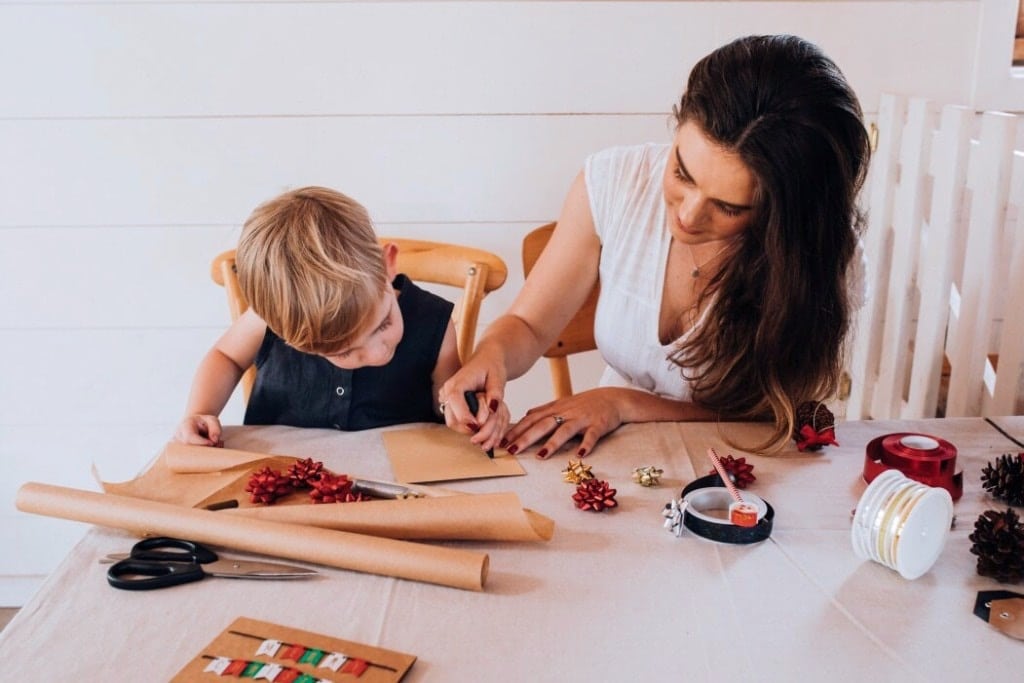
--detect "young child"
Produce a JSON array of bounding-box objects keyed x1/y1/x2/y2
[{"x1": 174, "y1": 186, "x2": 461, "y2": 446}]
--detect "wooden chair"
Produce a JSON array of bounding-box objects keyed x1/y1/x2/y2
[
  {"x1": 522, "y1": 222, "x2": 600, "y2": 399},
  {"x1": 844, "y1": 93, "x2": 1024, "y2": 419},
  {"x1": 211, "y1": 238, "x2": 508, "y2": 403}
]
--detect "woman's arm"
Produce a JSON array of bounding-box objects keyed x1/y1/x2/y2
[
  {"x1": 439, "y1": 170, "x2": 602, "y2": 444},
  {"x1": 174, "y1": 309, "x2": 267, "y2": 445},
  {"x1": 449, "y1": 166, "x2": 721, "y2": 458}
]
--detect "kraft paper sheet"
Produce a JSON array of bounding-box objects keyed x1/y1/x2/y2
[
  {"x1": 163, "y1": 441, "x2": 303, "y2": 473},
  {"x1": 159, "y1": 441, "x2": 461, "y2": 504},
  {"x1": 100, "y1": 443, "x2": 553, "y2": 543},
  {"x1": 102, "y1": 444, "x2": 422, "y2": 510},
  {"x1": 173, "y1": 616, "x2": 416, "y2": 682},
  {"x1": 99, "y1": 445, "x2": 290, "y2": 509},
  {"x1": 16, "y1": 482, "x2": 488, "y2": 591},
  {"x1": 382, "y1": 424, "x2": 526, "y2": 483}
]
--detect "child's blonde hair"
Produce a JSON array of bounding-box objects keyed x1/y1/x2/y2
[{"x1": 236, "y1": 186, "x2": 388, "y2": 354}]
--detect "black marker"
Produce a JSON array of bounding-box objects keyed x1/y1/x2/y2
[{"x1": 464, "y1": 390, "x2": 494, "y2": 458}]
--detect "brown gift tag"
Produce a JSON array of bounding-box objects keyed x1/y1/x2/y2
[
  {"x1": 987, "y1": 598, "x2": 1024, "y2": 640},
  {"x1": 383, "y1": 424, "x2": 525, "y2": 483}
]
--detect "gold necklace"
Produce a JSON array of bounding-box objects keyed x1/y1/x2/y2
[{"x1": 686, "y1": 242, "x2": 729, "y2": 278}]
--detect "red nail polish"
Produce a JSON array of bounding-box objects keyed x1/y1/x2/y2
[
  {"x1": 499, "y1": 438, "x2": 508, "y2": 448},
  {"x1": 507, "y1": 444, "x2": 519, "y2": 455},
  {"x1": 578, "y1": 448, "x2": 587, "y2": 457},
  {"x1": 489, "y1": 399, "x2": 499, "y2": 412},
  {"x1": 537, "y1": 448, "x2": 548, "y2": 458},
  {"x1": 469, "y1": 422, "x2": 480, "y2": 432}
]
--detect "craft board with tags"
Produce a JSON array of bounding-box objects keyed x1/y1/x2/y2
[{"x1": 171, "y1": 616, "x2": 416, "y2": 682}]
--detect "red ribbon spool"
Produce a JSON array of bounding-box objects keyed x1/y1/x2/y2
[{"x1": 863, "y1": 433, "x2": 963, "y2": 501}]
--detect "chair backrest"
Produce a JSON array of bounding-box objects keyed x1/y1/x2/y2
[
  {"x1": 521, "y1": 222, "x2": 599, "y2": 399},
  {"x1": 845, "y1": 93, "x2": 1024, "y2": 419},
  {"x1": 211, "y1": 238, "x2": 508, "y2": 403}
]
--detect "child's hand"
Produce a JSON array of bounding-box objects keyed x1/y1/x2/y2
[{"x1": 174, "y1": 414, "x2": 224, "y2": 447}]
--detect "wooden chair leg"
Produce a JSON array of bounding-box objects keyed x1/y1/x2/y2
[{"x1": 549, "y1": 357, "x2": 573, "y2": 399}]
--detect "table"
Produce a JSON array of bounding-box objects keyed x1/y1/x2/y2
[{"x1": 2, "y1": 417, "x2": 1023, "y2": 680}]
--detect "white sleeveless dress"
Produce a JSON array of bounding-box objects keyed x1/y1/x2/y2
[{"x1": 583, "y1": 143, "x2": 866, "y2": 400}]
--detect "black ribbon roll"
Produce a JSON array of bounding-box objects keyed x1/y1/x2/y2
[{"x1": 679, "y1": 474, "x2": 775, "y2": 544}]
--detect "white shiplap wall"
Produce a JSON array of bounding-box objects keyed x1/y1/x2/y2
[{"x1": 0, "y1": 0, "x2": 988, "y2": 605}]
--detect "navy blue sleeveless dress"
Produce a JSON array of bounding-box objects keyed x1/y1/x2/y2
[{"x1": 243, "y1": 274, "x2": 453, "y2": 430}]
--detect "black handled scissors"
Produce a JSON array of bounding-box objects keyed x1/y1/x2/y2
[{"x1": 105, "y1": 537, "x2": 317, "y2": 591}]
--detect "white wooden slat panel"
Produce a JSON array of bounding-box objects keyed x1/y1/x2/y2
[
  {"x1": 719, "y1": 2, "x2": 977, "y2": 112},
  {"x1": 0, "y1": 115, "x2": 671, "y2": 227},
  {"x1": 0, "y1": 226, "x2": 239, "y2": 329},
  {"x1": 0, "y1": 223, "x2": 528, "y2": 329},
  {"x1": 0, "y1": 425, "x2": 173, "y2": 504},
  {"x1": 946, "y1": 111, "x2": 1017, "y2": 416},
  {"x1": 846, "y1": 94, "x2": 905, "y2": 420},
  {"x1": 871, "y1": 98, "x2": 935, "y2": 419},
  {"x1": 906, "y1": 104, "x2": 972, "y2": 418},
  {"x1": 0, "y1": 2, "x2": 977, "y2": 118},
  {"x1": 987, "y1": 152, "x2": 1024, "y2": 413},
  {"x1": 0, "y1": 328, "x2": 232, "y2": 426}
]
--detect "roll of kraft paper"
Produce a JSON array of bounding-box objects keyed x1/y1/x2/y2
[
  {"x1": 16, "y1": 482, "x2": 488, "y2": 591},
  {"x1": 227, "y1": 492, "x2": 555, "y2": 542}
]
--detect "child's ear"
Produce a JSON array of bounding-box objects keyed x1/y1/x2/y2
[{"x1": 382, "y1": 241, "x2": 399, "y2": 280}]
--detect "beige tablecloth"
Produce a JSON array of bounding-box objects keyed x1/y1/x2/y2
[{"x1": 2, "y1": 417, "x2": 1022, "y2": 680}]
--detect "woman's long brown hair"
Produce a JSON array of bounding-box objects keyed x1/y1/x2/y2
[{"x1": 671, "y1": 35, "x2": 871, "y2": 453}]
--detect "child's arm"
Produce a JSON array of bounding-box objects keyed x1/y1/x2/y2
[
  {"x1": 174, "y1": 309, "x2": 267, "y2": 446},
  {"x1": 430, "y1": 320, "x2": 461, "y2": 416}
]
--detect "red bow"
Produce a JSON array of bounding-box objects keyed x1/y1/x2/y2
[{"x1": 796, "y1": 424, "x2": 838, "y2": 451}]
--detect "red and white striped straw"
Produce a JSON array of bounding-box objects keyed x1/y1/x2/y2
[{"x1": 707, "y1": 447, "x2": 744, "y2": 504}]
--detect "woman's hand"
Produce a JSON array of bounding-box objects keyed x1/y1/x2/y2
[
  {"x1": 502, "y1": 387, "x2": 631, "y2": 459},
  {"x1": 174, "y1": 414, "x2": 224, "y2": 447},
  {"x1": 438, "y1": 351, "x2": 510, "y2": 453}
]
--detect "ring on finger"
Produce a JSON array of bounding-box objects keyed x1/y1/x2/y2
[
  {"x1": 439, "y1": 402, "x2": 447, "y2": 414},
  {"x1": 553, "y1": 415, "x2": 565, "y2": 427}
]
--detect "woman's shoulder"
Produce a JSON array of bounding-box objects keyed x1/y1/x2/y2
[
  {"x1": 585, "y1": 142, "x2": 669, "y2": 178},
  {"x1": 584, "y1": 143, "x2": 668, "y2": 241}
]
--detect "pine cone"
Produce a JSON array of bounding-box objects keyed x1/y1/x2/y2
[
  {"x1": 244, "y1": 466, "x2": 293, "y2": 505},
  {"x1": 981, "y1": 453, "x2": 1024, "y2": 506},
  {"x1": 793, "y1": 400, "x2": 838, "y2": 451},
  {"x1": 572, "y1": 479, "x2": 618, "y2": 512},
  {"x1": 286, "y1": 457, "x2": 326, "y2": 490},
  {"x1": 309, "y1": 472, "x2": 355, "y2": 504},
  {"x1": 969, "y1": 508, "x2": 1024, "y2": 583},
  {"x1": 707, "y1": 454, "x2": 756, "y2": 489}
]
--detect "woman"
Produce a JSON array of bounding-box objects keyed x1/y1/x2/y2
[{"x1": 441, "y1": 34, "x2": 870, "y2": 457}]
